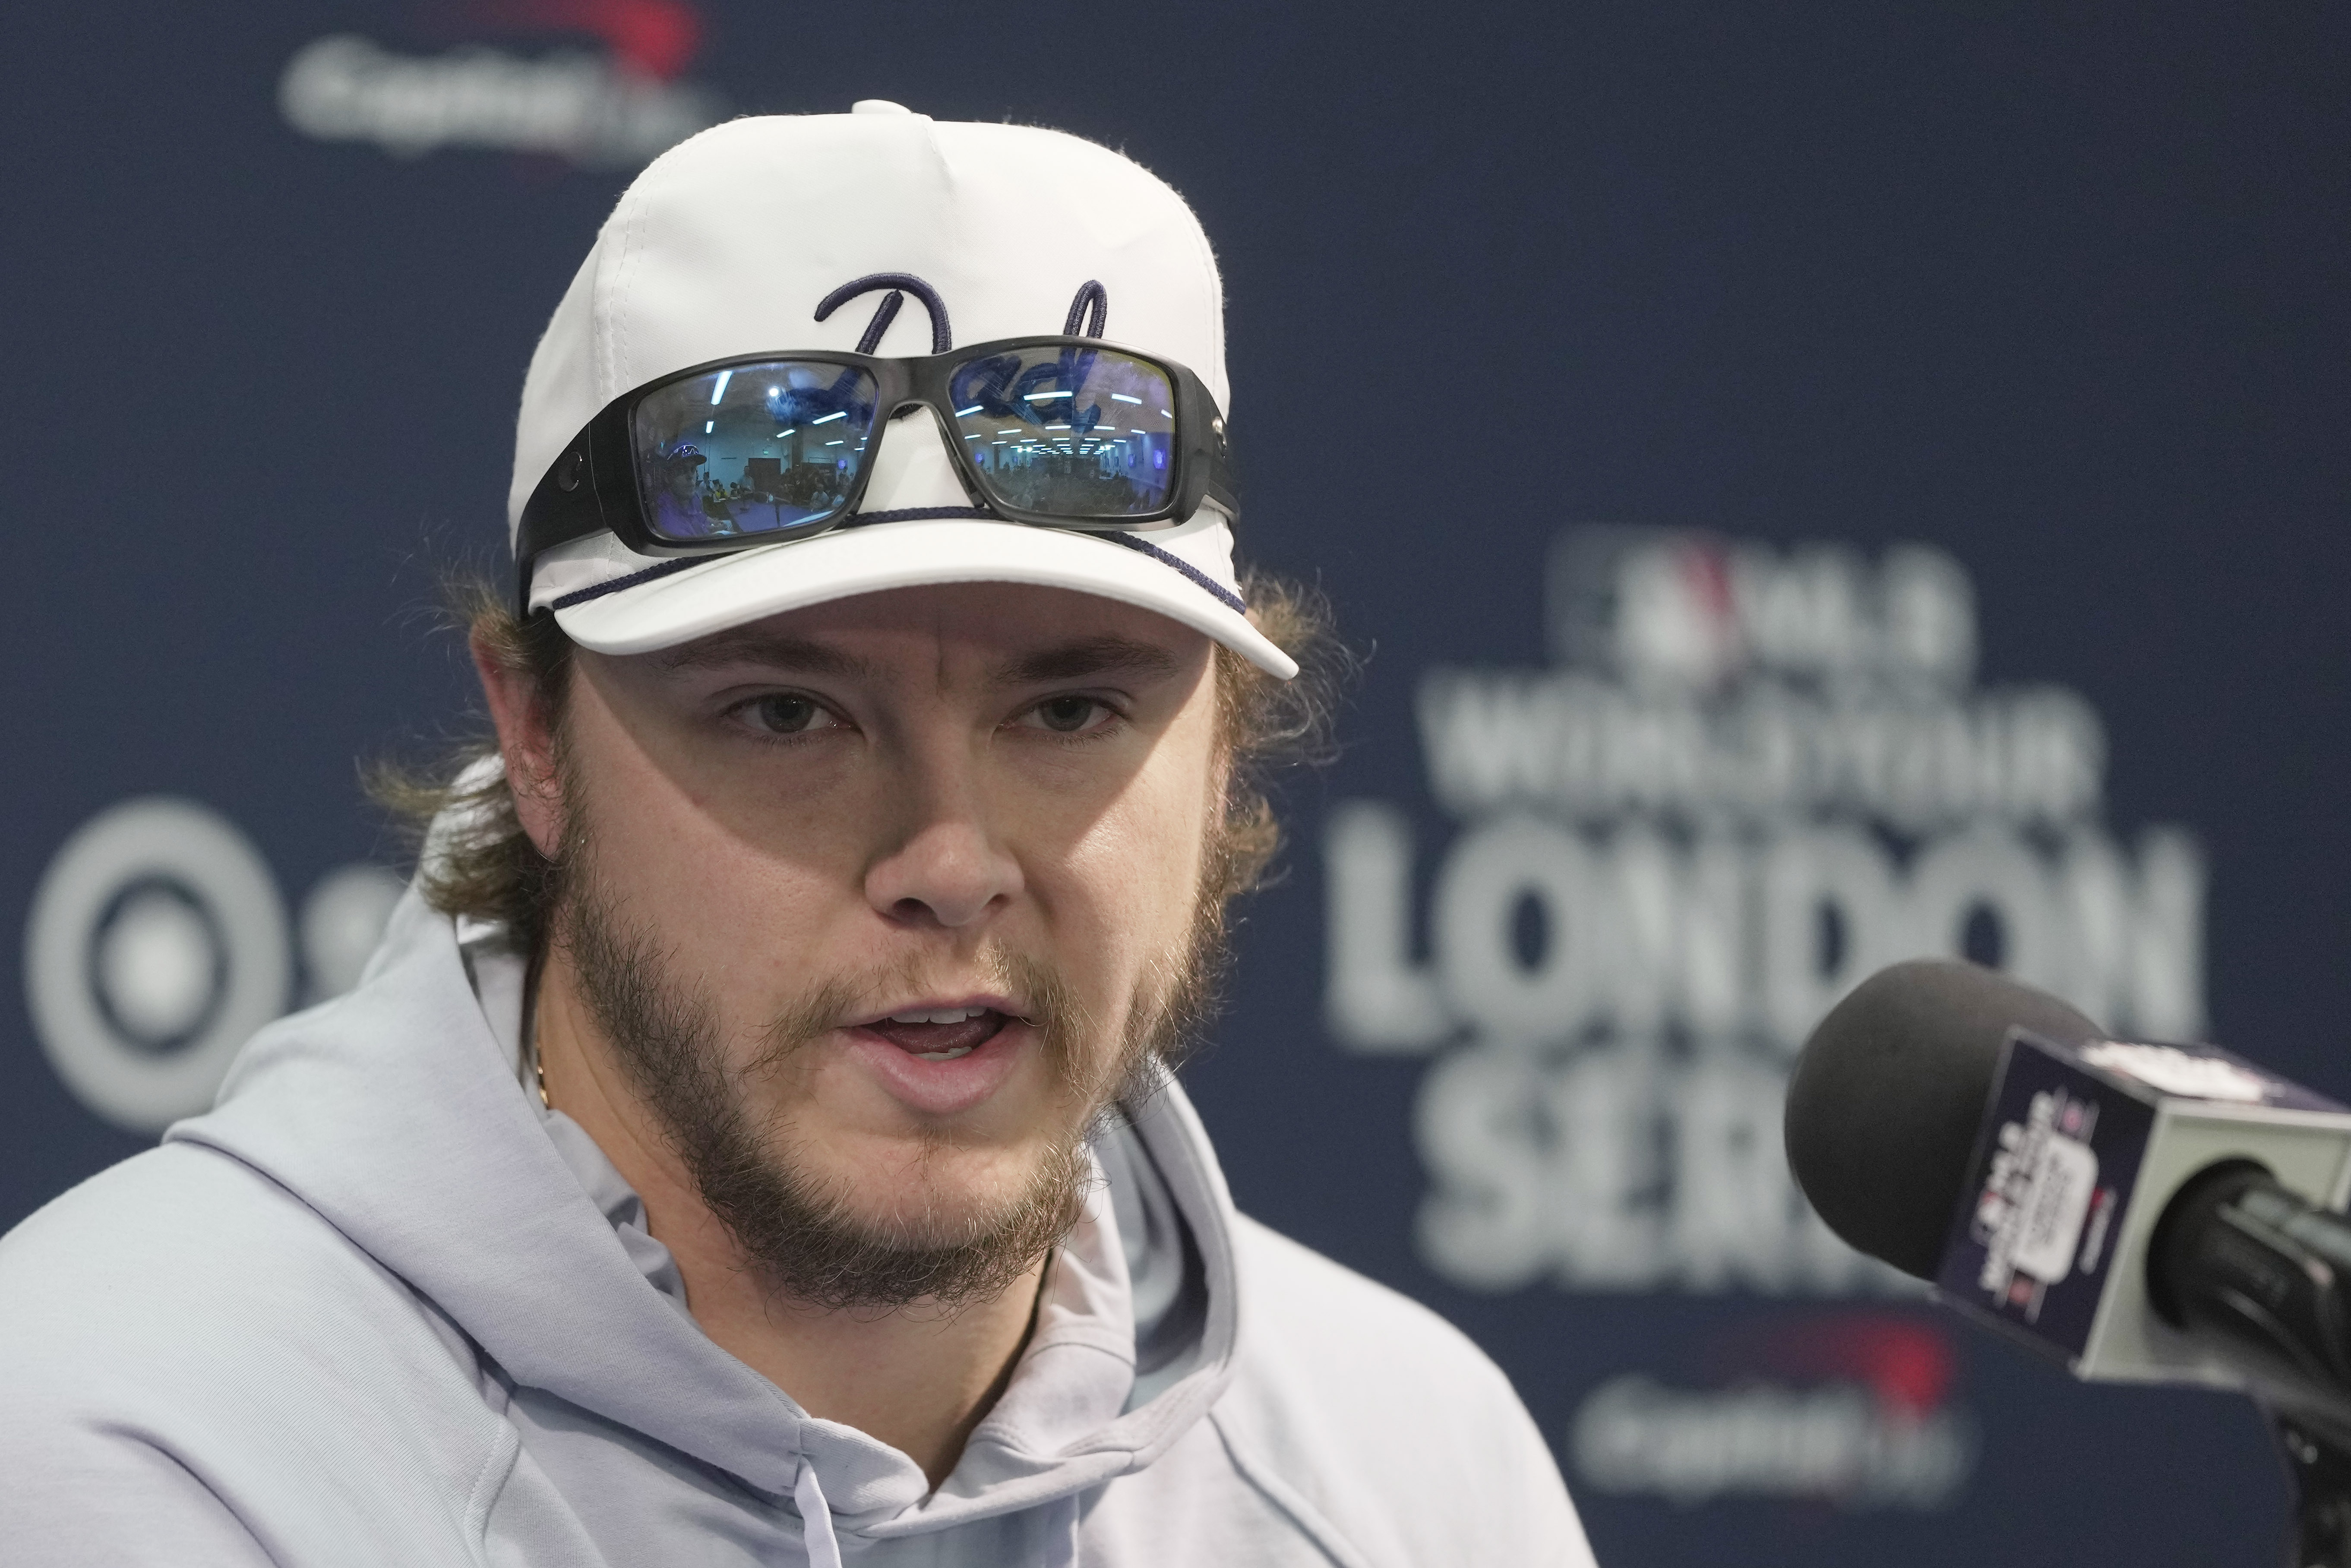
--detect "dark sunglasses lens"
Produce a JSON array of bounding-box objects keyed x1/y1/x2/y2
[
  {"x1": 944, "y1": 347, "x2": 1177, "y2": 518},
  {"x1": 632, "y1": 363, "x2": 879, "y2": 542}
]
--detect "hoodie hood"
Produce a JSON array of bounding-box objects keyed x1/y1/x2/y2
[{"x1": 165, "y1": 887, "x2": 1243, "y2": 1545}]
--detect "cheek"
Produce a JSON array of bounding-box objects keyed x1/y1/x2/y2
[
  {"x1": 1033, "y1": 728, "x2": 1219, "y2": 1004},
  {"x1": 566, "y1": 702, "x2": 861, "y2": 996}
]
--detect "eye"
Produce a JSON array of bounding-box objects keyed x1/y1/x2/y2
[
  {"x1": 739, "y1": 692, "x2": 840, "y2": 736},
  {"x1": 1022, "y1": 694, "x2": 1114, "y2": 735}
]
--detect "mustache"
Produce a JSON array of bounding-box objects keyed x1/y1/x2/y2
[{"x1": 743, "y1": 950, "x2": 1098, "y2": 1094}]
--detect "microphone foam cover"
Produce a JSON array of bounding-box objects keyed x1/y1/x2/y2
[{"x1": 1785, "y1": 958, "x2": 2102, "y2": 1280}]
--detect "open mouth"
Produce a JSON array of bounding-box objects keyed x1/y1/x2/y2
[
  {"x1": 860, "y1": 1006, "x2": 1011, "y2": 1062},
  {"x1": 843, "y1": 999, "x2": 1036, "y2": 1116}
]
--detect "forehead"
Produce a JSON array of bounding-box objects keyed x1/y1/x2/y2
[{"x1": 641, "y1": 582, "x2": 1214, "y2": 683}]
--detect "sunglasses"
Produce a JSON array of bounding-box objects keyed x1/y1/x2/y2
[{"x1": 516, "y1": 335, "x2": 1238, "y2": 610}]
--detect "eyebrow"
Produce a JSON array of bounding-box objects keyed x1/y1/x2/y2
[
  {"x1": 992, "y1": 635, "x2": 1184, "y2": 689},
  {"x1": 652, "y1": 628, "x2": 1183, "y2": 687},
  {"x1": 654, "y1": 631, "x2": 879, "y2": 680}
]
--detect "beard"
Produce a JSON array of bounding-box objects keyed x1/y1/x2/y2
[{"x1": 549, "y1": 816, "x2": 1231, "y2": 1314}]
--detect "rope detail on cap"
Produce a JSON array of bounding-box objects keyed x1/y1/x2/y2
[
  {"x1": 1063, "y1": 280, "x2": 1108, "y2": 339},
  {"x1": 1102, "y1": 531, "x2": 1246, "y2": 614},
  {"x1": 549, "y1": 555, "x2": 705, "y2": 609},
  {"x1": 815, "y1": 273, "x2": 953, "y2": 354}
]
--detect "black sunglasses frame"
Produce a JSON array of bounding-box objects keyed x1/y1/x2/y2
[{"x1": 515, "y1": 334, "x2": 1237, "y2": 614}]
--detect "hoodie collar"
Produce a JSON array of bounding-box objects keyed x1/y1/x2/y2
[{"x1": 166, "y1": 889, "x2": 1241, "y2": 1535}]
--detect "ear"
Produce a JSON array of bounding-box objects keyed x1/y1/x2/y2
[{"x1": 472, "y1": 627, "x2": 567, "y2": 861}]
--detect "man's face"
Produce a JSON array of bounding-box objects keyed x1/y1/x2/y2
[{"x1": 535, "y1": 582, "x2": 1224, "y2": 1305}]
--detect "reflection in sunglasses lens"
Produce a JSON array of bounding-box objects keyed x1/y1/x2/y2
[
  {"x1": 633, "y1": 363, "x2": 878, "y2": 541},
  {"x1": 946, "y1": 348, "x2": 1176, "y2": 518}
]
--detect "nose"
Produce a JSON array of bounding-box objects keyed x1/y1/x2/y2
[{"x1": 862, "y1": 752, "x2": 1024, "y2": 930}]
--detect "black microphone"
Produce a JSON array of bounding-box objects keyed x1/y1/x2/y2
[
  {"x1": 1784, "y1": 958, "x2": 2105, "y2": 1282},
  {"x1": 1787, "y1": 960, "x2": 2351, "y2": 1561}
]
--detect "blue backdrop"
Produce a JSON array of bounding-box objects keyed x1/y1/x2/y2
[{"x1": 8, "y1": 3, "x2": 2348, "y2": 1561}]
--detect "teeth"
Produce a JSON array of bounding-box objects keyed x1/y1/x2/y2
[
  {"x1": 887, "y1": 1006, "x2": 989, "y2": 1026},
  {"x1": 915, "y1": 1046, "x2": 975, "y2": 1061}
]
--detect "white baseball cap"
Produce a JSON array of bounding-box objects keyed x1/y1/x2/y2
[{"x1": 507, "y1": 101, "x2": 1296, "y2": 679}]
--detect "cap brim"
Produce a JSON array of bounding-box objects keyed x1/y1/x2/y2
[{"x1": 550, "y1": 518, "x2": 1299, "y2": 679}]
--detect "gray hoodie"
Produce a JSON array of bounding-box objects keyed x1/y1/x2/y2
[{"x1": 0, "y1": 890, "x2": 1593, "y2": 1565}]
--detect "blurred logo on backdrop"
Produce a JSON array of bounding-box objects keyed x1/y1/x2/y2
[
  {"x1": 1325, "y1": 527, "x2": 2203, "y2": 1295},
  {"x1": 279, "y1": 0, "x2": 727, "y2": 168},
  {"x1": 1572, "y1": 1312, "x2": 1978, "y2": 1509},
  {"x1": 22, "y1": 800, "x2": 403, "y2": 1132}
]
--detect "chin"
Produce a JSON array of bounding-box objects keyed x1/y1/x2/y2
[{"x1": 825, "y1": 1139, "x2": 1065, "y2": 1232}]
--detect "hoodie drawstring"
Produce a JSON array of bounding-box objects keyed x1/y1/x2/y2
[
  {"x1": 794, "y1": 1457, "x2": 845, "y2": 1568},
  {"x1": 1044, "y1": 1492, "x2": 1081, "y2": 1568}
]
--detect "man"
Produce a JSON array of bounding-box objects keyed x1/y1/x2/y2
[{"x1": 0, "y1": 104, "x2": 1593, "y2": 1565}]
